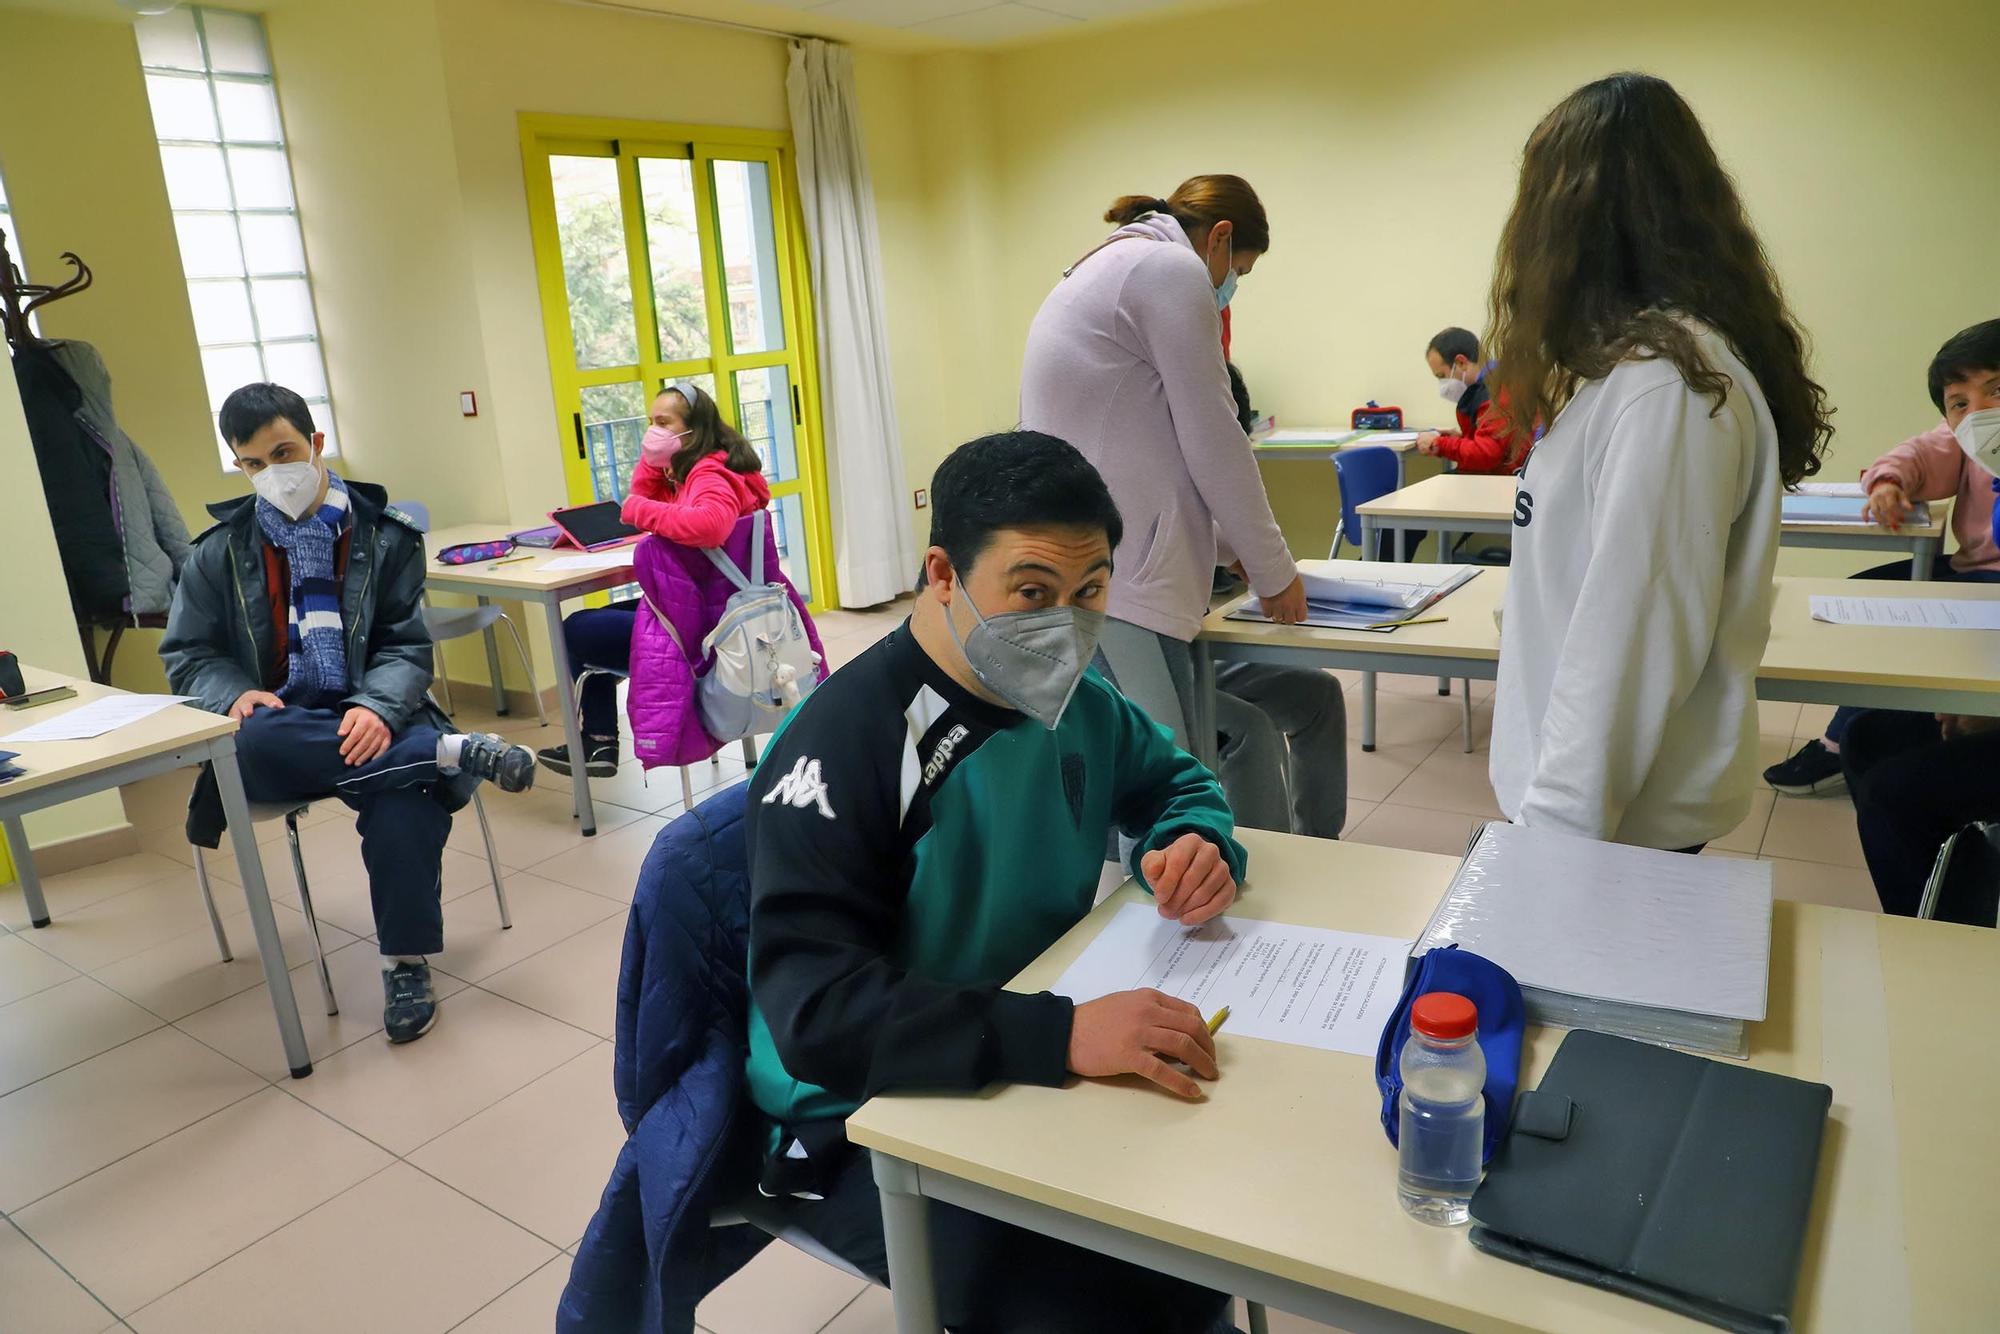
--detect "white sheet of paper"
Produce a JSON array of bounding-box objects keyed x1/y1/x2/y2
[
  {"x1": 540, "y1": 549, "x2": 636, "y2": 572},
  {"x1": 3, "y1": 694, "x2": 195, "y2": 743},
  {"x1": 1051, "y1": 903, "x2": 1411, "y2": 1056},
  {"x1": 1809, "y1": 595, "x2": 2000, "y2": 629},
  {"x1": 1257, "y1": 427, "x2": 1357, "y2": 445}
]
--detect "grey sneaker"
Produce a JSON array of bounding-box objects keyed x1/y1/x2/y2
[
  {"x1": 382, "y1": 961, "x2": 438, "y2": 1043},
  {"x1": 453, "y1": 733, "x2": 536, "y2": 792}
]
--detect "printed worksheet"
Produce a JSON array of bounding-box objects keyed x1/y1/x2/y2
[
  {"x1": 1051, "y1": 903, "x2": 1412, "y2": 1056},
  {"x1": 1809, "y1": 595, "x2": 2000, "y2": 630},
  {"x1": 1, "y1": 694, "x2": 194, "y2": 743},
  {"x1": 540, "y1": 549, "x2": 637, "y2": 572}
]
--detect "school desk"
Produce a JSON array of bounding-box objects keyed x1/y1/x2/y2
[
  {"x1": 848, "y1": 828, "x2": 1998, "y2": 1332},
  {"x1": 422, "y1": 524, "x2": 637, "y2": 837},
  {"x1": 0, "y1": 666, "x2": 313, "y2": 1077},
  {"x1": 1199, "y1": 571, "x2": 2000, "y2": 751}
]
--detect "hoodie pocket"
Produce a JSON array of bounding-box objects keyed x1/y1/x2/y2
[{"x1": 1126, "y1": 503, "x2": 1180, "y2": 589}]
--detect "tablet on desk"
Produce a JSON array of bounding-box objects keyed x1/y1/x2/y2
[{"x1": 549, "y1": 501, "x2": 641, "y2": 551}]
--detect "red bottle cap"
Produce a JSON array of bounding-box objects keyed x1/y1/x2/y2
[{"x1": 1411, "y1": 992, "x2": 1478, "y2": 1040}]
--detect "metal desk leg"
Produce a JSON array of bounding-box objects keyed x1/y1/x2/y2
[
  {"x1": 1434, "y1": 529, "x2": 1454, "y2": 695},
  {"x1": 3, "y1": 815, "x2": 50, "y2": 927},
  {"x1": 477, "y1": 595, "x2": 509, "y2": 716},
  {"x1": 1360, "y1": 671, "x2": 1377, "y2": 751},
  {"x1": 1190, "y1": 646, "x2": 1220, "y2": 771},
  {"x1": 1910, "y1": 536, "x2": 1938, "y2": 581},
  {"x1": 540, "y1": 594, "x2": 597, "y2": 836},
  {"x1": 210, "y1": 744, "x2": 313, "y2": 1078},
  {"x1": 871, "y1": 1153, "x2": 944, "y2": 1334}
]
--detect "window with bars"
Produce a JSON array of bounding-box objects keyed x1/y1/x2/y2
[{"x1": 135, "y1": 6, "x2": 337, "y2": 468}]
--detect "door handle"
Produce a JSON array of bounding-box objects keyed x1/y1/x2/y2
[
  {"x1": 791, "y1": 385, "x2": 802, "y2": 426},
  {"x1": 573, "y1": 412, "x2": 585, "y2": 460}
]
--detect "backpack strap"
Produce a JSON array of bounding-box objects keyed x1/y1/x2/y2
[
  {"x1": 750, "y1": 509, "x2": 766, "y2": 585},
  {"x1": 701, "y1": 509, "x2": 768, "y2": 590}
]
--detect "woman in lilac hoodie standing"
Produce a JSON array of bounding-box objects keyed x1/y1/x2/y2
[{"x1": 1021, "y1": 175, "x2": 1347, "y2": 839}]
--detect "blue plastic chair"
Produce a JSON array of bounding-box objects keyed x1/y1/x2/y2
[
  {"x1": 1328, "y1": 448, "x2": 1473, "y2": 752},
  {"x1": 1329, "y1": 446, "x2": 1405, "y2": 559}
]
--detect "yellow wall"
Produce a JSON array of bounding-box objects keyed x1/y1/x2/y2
[{"x1": 931, "y1": 0, "x2": 1999, "y2": 568}]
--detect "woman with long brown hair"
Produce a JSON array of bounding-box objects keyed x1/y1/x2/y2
[
  {"x1": 1020, "y1": 173, "x2": 1349, "y2": 843},
  {"x1": 1487, "y1": 72, "x2": 1832, "y2": 851}
]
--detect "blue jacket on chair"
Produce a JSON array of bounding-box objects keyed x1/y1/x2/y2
[{"x1": 558, "y1": 781, "x2": 771, "y2": 1333}]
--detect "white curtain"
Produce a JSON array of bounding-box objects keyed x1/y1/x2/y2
[{"x1": 787, "y1": 38, "x2": 916, "y2": 609}]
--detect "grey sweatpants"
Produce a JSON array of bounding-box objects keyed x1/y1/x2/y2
[{"x1": 1095, "y1": 617, "x2": 1348, "y2": 839}]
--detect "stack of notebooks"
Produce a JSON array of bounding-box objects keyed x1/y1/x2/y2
[
  {"x1": 1781, "y1": 484, "x2": 1930, "y2": 527},
  {"x1": 1226, "y1": 559, "x2": 1479, "y2": 630},
  {"x1": 1414, "y1": 823, "x2": 1773, "y2": 1057}
]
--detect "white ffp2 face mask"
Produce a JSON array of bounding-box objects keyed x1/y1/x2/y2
[
  {"x1": 1954, "y1": 407, "x2": 2000, "y2": 474},
  {"x1": 252, "y1": 459, "x2": 324, "y2": 521},
  {"x1": 1437, "y1": 376, "x2": 1469, "y2": 404}
]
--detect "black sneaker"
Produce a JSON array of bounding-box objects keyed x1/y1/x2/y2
[
  {"x1": 1762, "y1": 738, "x2": 1846, "y2": 795},
  {"x1": 536, "y1": 742, "x2": 619, "y2": 779},
  {"x1": 382, "y1": 960, "x2": 438, "y2": 1043},
  {"x1": 452, "y1": 733, "x2": 537, "y2": 792}
]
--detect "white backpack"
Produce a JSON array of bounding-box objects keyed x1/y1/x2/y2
[{"x1": 645, "y1": 511, "x2": 821, "y2": 743}]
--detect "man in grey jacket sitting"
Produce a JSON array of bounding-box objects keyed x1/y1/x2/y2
[{"x1": 160, "y1": 382, "x2": 535, "y2": 1044}]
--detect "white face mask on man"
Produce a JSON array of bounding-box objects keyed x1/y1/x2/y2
[
  {"x1": 251, "y1": 459, "x2": 325, "y2": 521},
  {"x1": 1954, "y1": 407, "x2": 2000, "y2": 474}
]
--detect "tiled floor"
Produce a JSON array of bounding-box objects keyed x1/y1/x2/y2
[{"x1": 0, "y1": 598, "x2": 1877, "y2": 1334}]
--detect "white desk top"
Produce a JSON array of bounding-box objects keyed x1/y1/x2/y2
[
  {"x1": 1203, "y1": 571, "x2": 2000, "y2": 705},
  {"x1": 1253, "y1": 428, "x2": 1421, "y2": 453},
  {"x1": 0, "y1": 667, "x2": 234, "y2": 801},
  {"x1": 421, "y1": 522, "x2": 638, "y2": 596},
  {"x1": 847, "y1": 829, "x2": 2000, "y2": 1332},
  {"x1": 1353, "y1": 474, "x2": 1951, "y2": 544}
]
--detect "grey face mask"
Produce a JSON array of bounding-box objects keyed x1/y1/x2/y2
[{"x1": 945, "y1": 581, "x2": 1106, "y2": 730}]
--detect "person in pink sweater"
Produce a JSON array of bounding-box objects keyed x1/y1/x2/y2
[
  {"x1": 1764, "y1": 324, "x2": 2000, "y2": 795},
  {"x1": 537, "y1": 382, "x2": 771, "y2": 779}
]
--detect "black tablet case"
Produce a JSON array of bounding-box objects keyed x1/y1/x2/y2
[{"x1": 1468, "y1": 1030, "x2": 1831, "y2": 1333}]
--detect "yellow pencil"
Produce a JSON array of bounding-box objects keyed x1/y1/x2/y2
[
  {"x1": 1206, "y1": 1006, "x2": 1231, "y2": 1036},
  {"x1": 489, "y1": 554, "x2": 534, "y2": 567},
  {"x1": 1386, "y1": 616, "x2": 1447, "y2": 628}
]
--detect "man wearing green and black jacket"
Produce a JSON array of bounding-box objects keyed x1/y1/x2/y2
[{"x1": 746, "y1": 431, "x2": 1245, "y2": 1333}]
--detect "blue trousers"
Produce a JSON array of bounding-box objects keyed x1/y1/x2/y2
[
  {"x1": 561, "y1": 602, "x2": 637, "y2": 739},
  {"x1": 1824, "y1": 557, "x2": 2000, "y2": 743},
  {"x1": 233, "y1": 705, "x2": 451, "y2": 955}
]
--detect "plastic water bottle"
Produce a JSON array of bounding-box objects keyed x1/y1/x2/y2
[{"x1": 1397, "y1": 991, "x2": 1485, "y2": 1225}]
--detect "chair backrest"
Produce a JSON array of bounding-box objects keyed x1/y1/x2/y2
[
  {"x1": 1920, "y1": 822, "x2": 2000, "y2": 927},
  {"x1": 390, "y1": 499, "x2": 432, "y2": 532},
  {"x1": 1332, "y1": 446, "x2": 1404, "y2": 555}
]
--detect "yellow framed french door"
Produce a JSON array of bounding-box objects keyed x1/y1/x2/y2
[{"x1": 520, "y1": 116, "x2": 836, "y2": 607}]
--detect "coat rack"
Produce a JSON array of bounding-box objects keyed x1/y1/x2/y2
[{"x1": 0, "y1": 227, "x2": 92, "y2": 349}]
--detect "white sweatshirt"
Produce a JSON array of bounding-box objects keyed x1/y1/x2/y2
[{"x1": 1490, "y1": 325, "x2": 1781, "y2": 850}]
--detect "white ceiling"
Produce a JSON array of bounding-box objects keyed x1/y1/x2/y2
[{"x1": 772, "y1": 0, "x2": 1212, "y2": 45}]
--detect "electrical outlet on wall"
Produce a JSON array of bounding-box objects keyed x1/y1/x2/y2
[{"x1": 914, "y1": 488, "x2": 929, "y2": 509}]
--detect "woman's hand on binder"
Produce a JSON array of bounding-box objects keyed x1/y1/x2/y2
[
  {"x1": 1142, "y1": 833, "x2": 1237, "y2": 925},
  {"x1": 1258, "y1": 575, "x2": 1308, "y2": 626},
  {"x1": 1067, "y1": 989, "x2": 1218, "y2": 1099}
]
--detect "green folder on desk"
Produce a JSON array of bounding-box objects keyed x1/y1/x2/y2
[{"x1": 1469, "y1": 1030, "x2": 1831, "y2": 1334}]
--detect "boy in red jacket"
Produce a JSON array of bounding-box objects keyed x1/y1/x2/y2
[{"x1": 1414, "y1": 327, "x2": 1530, "y2": 474}]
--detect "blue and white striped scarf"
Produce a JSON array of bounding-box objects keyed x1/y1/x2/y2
[{"x1": 256, "y1": 471, "x2": 351, "y2": 703}]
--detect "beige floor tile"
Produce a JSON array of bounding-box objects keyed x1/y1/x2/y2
[
  {"x1": 0, "y1": 931, "x2": 79, "y2": 1006},
  {"x1": 1344, "y1": 741, "x2": 1436, "y2": 804},
  {"x1": 1756, "y1": 699, "x2": 1803, "y2": 739},
  {"x1": 252, "y1": 842, "x2": 506, "y2": 942},
  {"x1": 445, "y1": 784, "x2": 647, "y2": 870},
  {"x1": 696, "y1": 1240, "x2": 872, "y2": 1334},
  {"x1": 409, "y1": 1042, "x2": 622, "y2": 1247},
  {"x1": 432, "y1": 872, "x2": 625, "y2": 983},
  {"x1": 287, "y1": 986, "x2": 595, "y2": 1154},
  {"x1": 0, "y1": 851, "x2": 195, "y2": 930},
  {"x1": 16, "y1": 1087, "x2": 392, "y2": 1317},
  {"x1": 1334, "y1": 799, "x2": 1378, "y2": 840},
  {"x1": 1794, "y1": 703, "x2": 1839, "y2": 739},
  {"x1": 527, "y1": 812, "x2": 669, "y2": 901},
  {"x1": 0, "y1": 976, "x2": 162, "y2": 1097},
  {"x1": 1710, "y1": 789, "x2": 1777, "y2": 856},
  {"x1": 93, "y1": 899, "x2": 358, "y2": 1023},
  {"x1": 0, "y1": 1025, "x2": 266, "y2": 1211},
  {"x1": 1766, "y1": 856, "x2": 1881, "y2": 913},
  {"x1": 174, "y1": 938, "x2": 469, "y2": 1082},
  {"x1": 534, "y1": 757, "x2": 693, "y2": 817},
  {"x1": 0, "y1": 1218, "x2": 117, "y2": 1334},
  {"x1": 1382, "y1": 746, "x2": 1504, "y2": 820},
  {"x1": 449, "y1": 1253, "x2": 571, "y2": 1334},
  {"x1": 479, "y1": 914, "x2": 625, "y2": 1039},
  {"x1": 818, "y1": 1285, "x2": 894, "y2": 1334},
  {"x1": 22, "y1": 875, "x2": 248, "y2": 974},
  {"x1": 1761, "y1": 792, "x2": 1866, "y2": 867},
  {"x1": 1365, "y1": 691, "x2": 1467, "y2": 750},
  {"x1": 125, "y1": 1162, "x2": 553, "y2": 1334},
  {"x1": 1344, "y1": 802, "x2": 1482, "y2": 859},
  {"x1": 1373, "y1": 672, "x2": 1466, "y2": 700},
  {"x1": 1755, "y1": 732, "x2": 1798, "y2": 773}
]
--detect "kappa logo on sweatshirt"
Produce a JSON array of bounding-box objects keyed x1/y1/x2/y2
[{"x1": 763, "y1": 756, "x2": 835, "y2": 820}]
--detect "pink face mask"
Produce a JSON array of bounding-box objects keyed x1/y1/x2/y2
[{"x1": 641, "y1": 425, "x2": 689, "y2": 468}]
